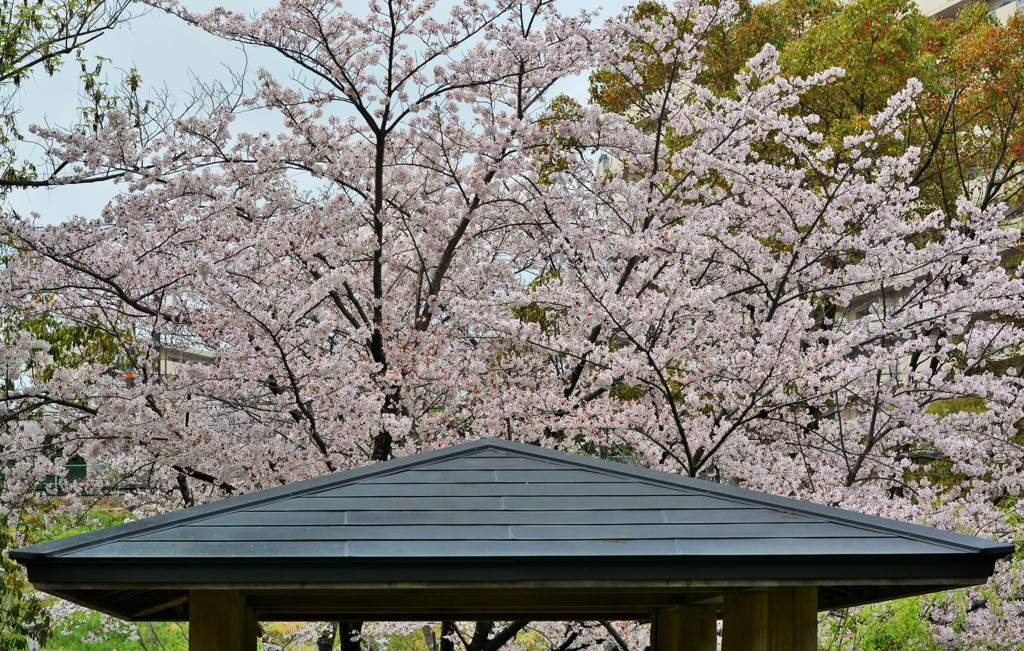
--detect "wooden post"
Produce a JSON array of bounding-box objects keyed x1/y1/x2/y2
[
  {"x1": 680, "y1": 605, "x2": 717, "y2": 651},
  {"x1": 652, "y1": 608, "x2": 680, "y2": 651},
  {"x1": 189, "y1": 590, "x2": 256, "y2": 651},
  {"x1": 767, "y1": 587, "x2": 817, "y2": 651},
  {"x1": 653, "y1": 606, "x2": 716, "y2": 651},
  {"x1": 722, "y1": 590, "x2": 767, "y2": 651}
]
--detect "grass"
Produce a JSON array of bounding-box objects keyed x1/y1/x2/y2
[{"x1": 44, "y1": 612, "x2": 188, "y2": 651}]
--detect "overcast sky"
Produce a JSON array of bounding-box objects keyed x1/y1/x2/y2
[{"x1": 7, "y1": 0, "x2": 621, "y2": 225}]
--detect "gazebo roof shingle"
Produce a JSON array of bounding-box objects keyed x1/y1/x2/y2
[{"x1": 12, "y1": 438, "x2": 1013, "y2": 621}]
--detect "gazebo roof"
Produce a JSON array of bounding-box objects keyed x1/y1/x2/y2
[{"x1": 12, "y1": 438, "x2": 1013, "y2": 622}]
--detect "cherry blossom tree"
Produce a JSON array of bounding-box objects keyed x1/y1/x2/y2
[
  {"x1": 1, "y1": 0, "x2": 1021, "y2": 648},
  {"x1": 0, "y1": 0, "x2": 135, "y2": 190}
]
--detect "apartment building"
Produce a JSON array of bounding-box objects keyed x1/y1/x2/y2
[{"x1": 918, "y1": 0, "x2": 1020, "y2": 22}]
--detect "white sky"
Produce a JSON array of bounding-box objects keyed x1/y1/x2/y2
[{"x1": 6, "y1": 0, "x2": 622, "y2": 225}]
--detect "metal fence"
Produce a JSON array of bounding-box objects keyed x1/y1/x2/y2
[{"x1": 34, "y1": 463, "x2": 156, "y2": 495}]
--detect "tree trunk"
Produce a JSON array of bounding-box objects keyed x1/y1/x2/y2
[
  {"x1": 441, "y1": 621, "x2": 457, "y2": 651},
  {"x1": 339, "y1": 621, "x2": 364, "y2": 651},
  {"x1": 317, "y1": 623, "x2": 338, "y2": 651},
  {"x1": 423, "y1": 625, "x2": 439, "y2": 651}
]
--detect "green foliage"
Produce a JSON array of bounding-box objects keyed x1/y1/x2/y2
[
  {"x1": 511, "y1": 268, "x2": 563, "y2": 333},
  {"x1": 705, "y1": 0, "x2": 841, "y2": 93},
  {"x1": 589, "y1": 0, "x2": 678, "y2": 116},
  {"x1": 608, "y1": 382, "x2": 647, "y2": 401},
  {"x1": 821, "y1": 597, "x2": 946, "y2": 651},
  {"x1": 44, "y1": 611, "x2": 188, "y2": 651},
  {"x1": 0, "y1": 508, "x2": 133, "y2": 650},
  {"x1": 535, "y1": 95, "x2": 585, "y2": 185},
  {"x1": 0, "y1": 0, "x2": 128, "y2": 191},
  {"x1": 592, "y1": 0, "x2": 1024, "y2": 225},
  {"x1": 1, "y1": 307, "x2": 127, "y2": 384},
  {"x1": 1, "y1": 527, "x2": 51, "y2": 649},
  {"x1": 925, "y1": 396, "x2": 988, "y2": 417},
  {"x1": 0, "y1": 500, "x2": 62, "y2": 650},
  {"x1": 45, "y1": 507, "x2": 129, "y2": 540},
  {"x1": 778, "y1": 0, "x2": 936, "y2": 129},
  {"x1": 0, "y1": 256, "x2": 128, "y2": 649},
  {"x1": 0, "y1": 0, "x2": 102, "y2": 85}
]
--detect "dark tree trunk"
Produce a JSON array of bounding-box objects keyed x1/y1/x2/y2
[
  {"x1": 441, "y1": 621, "x2": 458, "y2": 651},
  {"x1": 339, "y1": 621, "x2": 364, "y2": 651},
  {"x1": 317, "y1": 623, "x2": 338, "y2": 651}
]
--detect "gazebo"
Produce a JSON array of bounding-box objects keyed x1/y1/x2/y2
[{"x1": 12, "y1": 438, "x2": 1013, "y2": 651}]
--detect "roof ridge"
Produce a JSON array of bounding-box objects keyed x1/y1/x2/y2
[{"x1": 11, "y1": 438, "x2": 1012, "y2": 560}]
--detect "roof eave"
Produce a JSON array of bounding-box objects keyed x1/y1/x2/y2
[{"x1": 19, "y1": 551, "x2": 1006, "y2": 589}]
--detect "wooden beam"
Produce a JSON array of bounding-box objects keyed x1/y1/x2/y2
[
  {"x1": 722, "y1": 590, "x2": 767, "y2": 651},
  {"x1": 133, "y1": 593, "x2": 188, "y2": 619},
  {"x1": 767, "y1": 587, "x2": 817, "y2": 651},
  {"x1": 248, "y1": 609, "x2": 652, "y2": 622},
  {"x1": 244, "y1": 588, "x2": 699, "y2": 617},
  {"x1": 189, "y1": 590, "x2": 256, "y2": 651}
]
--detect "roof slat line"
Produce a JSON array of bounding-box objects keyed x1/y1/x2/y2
[
  {"x1": 358, "y1": 469, "x2": 638, "y2": 484},
  {"x1": 246, "y1": 495, "x2": 752, "y2": 512},
  {"x1": 190, "y1": 508, "x2": 827, "y2": 527},
  {"x1": 124, "y1": 522, "x2": 893, "y2": 543},
  {"x1": 462, "y1": 441, "x2": 1010, "y2": 554},
  {"x1": 9, "y1": 434, "x2": 1015, "y2": 618},
  {"x1": 398, "y1": 457, "x2": 568, "y2": 471},
  {"x1": 312, "y1": 481, "x2": 681, "y2": 497},
  {"x1": 419, "y1": 441, "x2": 1005, "y2": 554},
  {"x1": 9, "y1": 439, "x2": 509, "y2": 559},
  {"x1": 28, "y1": 440, "x2": 581, "y2": 556},
  {"x1": 64, "y1": 537, "x2": 960, "y2": 559}
]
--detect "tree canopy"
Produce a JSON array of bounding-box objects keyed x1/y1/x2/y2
[
  {"x1": 592, "y1": 0, "x2": 1024, "y2": 224},
  {"x1": 1, "y1": 0, "x2": 1022, "y2": 648},
  {"x1": 0, "y1": 0, "x2": 130, "y2": 190}
]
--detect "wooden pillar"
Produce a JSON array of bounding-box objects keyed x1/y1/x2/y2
[
  {"x1": 652, "y1": 608, "x2": 680, "y2": 651},
  {"x1": 681, "y1": 605, "x2": 718, "y2": 651},
  {"x1": 653, "y1": 605, "x2": 718, "y2": 651},
  {"x1": 722, "y1": 590, "x2": 767, "y2": 651},
  {"x1": 189, "y1": 590, "x2": 257, "y2": 651},
  {"x1": 767, "y1": 587, "x2": 817, "y2": 651}
]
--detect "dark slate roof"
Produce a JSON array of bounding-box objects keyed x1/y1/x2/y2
[{"x1": 12, "y1": 438, "x2": 1014, "y2": 621}]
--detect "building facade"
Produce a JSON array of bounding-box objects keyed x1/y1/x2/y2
[{"x1": 918, "y1": 0, "x2": 1020, "y2": 22}]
